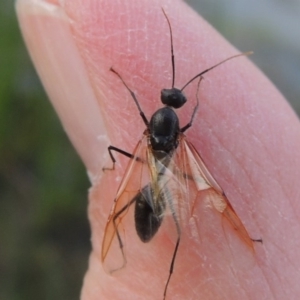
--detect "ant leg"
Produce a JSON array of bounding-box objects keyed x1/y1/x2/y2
[
  {"x1": 163, "y1": 187, "x2": 182, "y2": 300},
  {"x1": 110, "y1": 68, "x2": 149, "y2": 127},
  {"x1": 111, "y1": 197, "x2": 137, "y2": 272},
  {"x1": 163, "y1": 235, "x2": 180, "y2": 300},
  {"x1": 103, "y1": 145, "x2": 145, "y2": 171},
  {"x1": 252, "y1": 238, "x2": 263, "y2": 244},
  {"x1": 181, "y1": 76, "x2": 204, "y2": 133},
  {"x1": 103, "y1": 146, "x2": 134, "y2": 171}
]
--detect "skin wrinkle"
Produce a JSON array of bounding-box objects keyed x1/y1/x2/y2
[
  {"x1": 204, "y1": 275, "x2": 232, "y2": 300},
  {"x1": 266, "y1": 146, "x2": 300, "y2": 223},
  {"x1": 204, "y1": 145, "x2": 265, "y2": 245},
  {"x1": 271, "y1": 241, "x2": 299, "y2": 276},
  {"x1": 196, "y1": 94, "x2": 293, "y2": 250},
  {"x1": 228, "y1": 265, "x2": 249, "y2": 300},
  {"x1": 188, "y1": 207, "x2": 251, "y2": 298},
  {"x1": 262, "y1": 233, "x2": 300, "y2": 298},
  {"x1": 226, "y1": 235, "x2": 268, "y2": 299},
  {"x1": 17, "y1": 0, "x2": 300, "y2": 298},
  {"x1": 259, "y1": 258, "x2": 283, "y2": 300},
  {"x1": 243, "y1": 102, "x2": 300, "y2": 219},
  {"x1": 186, "y1": 115, "x2": 259, "y2": 239},
  {"x1": 203, "y1": 86, "x2": 284, "y2": 209},
  {"x1": 198, "y1": 118, "x2": 256, "y2": 202}
]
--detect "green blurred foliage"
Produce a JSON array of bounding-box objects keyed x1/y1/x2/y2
[
  {"x1": 1, "y1": 1, "x2": 299, "y2": 300},
  {"x1": 0, "y1": 2, "x2": 90, "y2": 300},
  {"x1": 187, "y1": 0, "x2": 300, "y2": 115}
]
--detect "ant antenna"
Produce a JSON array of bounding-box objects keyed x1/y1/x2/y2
[
  {"x1": 180, "y1": 51, "x2": 253, "y2": 91},
  {"x1": 180, "y1": 76, "x2": 204, "y2": 133},
  {"x1": 162, "y1": 8, "x2": 175, "y2": 88},
  {"x1": 110, "y1": 67, "x2": 149, "y2": 127}
]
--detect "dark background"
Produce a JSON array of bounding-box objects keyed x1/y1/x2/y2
[
  {"x1": 1, "y1": 1, "x2": 299, "y2": 299},
  {"x1": 0, "y1": 2, "x2": 90, "y2": 300}
]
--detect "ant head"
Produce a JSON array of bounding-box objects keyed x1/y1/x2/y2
[
  {"x1": 161, "y1": 8, "x2": 251, "y2": 110},
  {"x1": 161, "y1": 88, "x2": 187, "y2": 109}
]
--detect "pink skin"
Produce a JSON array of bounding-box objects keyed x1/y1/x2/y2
[{"x1": 16, "y1": 0, "x2": 300, "y2": 299}]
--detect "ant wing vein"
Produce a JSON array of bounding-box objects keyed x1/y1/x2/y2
[
  {"x1": 178, "y1": 135, "x2": 255, "y2": 249},
  {"x1": 101, "y1": 135, "x2": 150, "y2": 273},
  {"x1": 101, "y1": 135, "x2": 182, "y2": 272},
  {"x1": 101, "y1": 135, "x2": 193, "y2": 273},
  {"x1": 102, "y1": 133, "x2": 255, "y2": 273}
]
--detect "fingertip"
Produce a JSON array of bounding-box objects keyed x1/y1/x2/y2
[
  {"x1": 16, "y1": 0, "x2": 109, "y2": 178},
  {"x1": 17, "y1": 0, "x2": 300, "y2": 299}
]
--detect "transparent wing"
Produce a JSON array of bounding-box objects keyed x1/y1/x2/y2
[
  {"x1": 145, "y1": 148, "x2": 189, "y2": 239},
  {"x1": 172, "y1": 134, "x2": 255, "y2": 250},
  {"x1": 101, "y1": 134, "x2": 191, "y2": 274},
  {"x1": 102, "y1": 132, "x2": 256, "y2": 274},
  {"x1": 101, "y1": 135, "x2": 150, "y2": 273}
]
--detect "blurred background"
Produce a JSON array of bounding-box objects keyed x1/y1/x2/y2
[
  {"x1": 1, "y1": 0, "x2": 299, "y2": 299},
  {"x1": 0, "y1": 2, "x2": 90, "y2": 300}
]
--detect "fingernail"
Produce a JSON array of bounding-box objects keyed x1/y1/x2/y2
[{"x1": 16, "y1": 0, "x2": 108, "y2": 181}]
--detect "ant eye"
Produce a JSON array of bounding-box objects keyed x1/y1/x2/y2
[{"x1": 161, "y1": 88, "x2": 187, "y2": 109}]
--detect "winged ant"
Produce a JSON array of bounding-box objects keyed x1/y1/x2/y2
[{"x1": 101, "y1": 8, "x2": 262, "y2": 300}]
